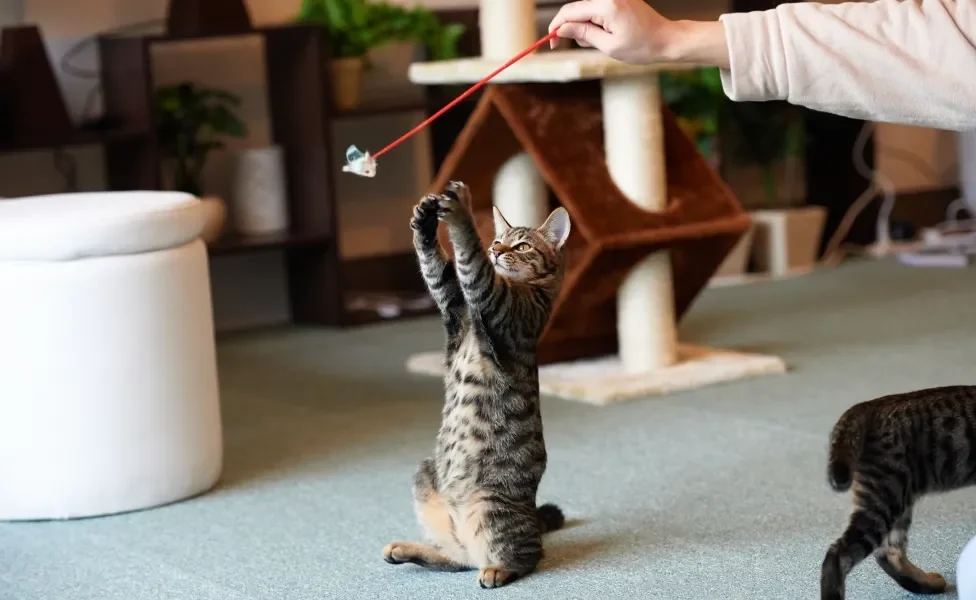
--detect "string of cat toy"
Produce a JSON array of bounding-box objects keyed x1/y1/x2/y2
[{"x1": 342, "y1": 30, "x2": 560, "y2": 178}]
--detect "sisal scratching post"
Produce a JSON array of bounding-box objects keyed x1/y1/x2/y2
[
  {"x1": 480, "y1": 0, "x2": 548, "y2": 228},
  {"x1": 494, "y1": 152, "x2": 548, "y2": 227},
  {"x1": 479, "y1": 0, "x2": 537, "y2": 59},
  {"x1": 602, "y1": 75, "x2": 678, "y2": 372}
]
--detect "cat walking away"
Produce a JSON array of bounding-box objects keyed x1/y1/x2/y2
[
  {"x1": 821, "y1": 385, "x2": 976, "y2": 599},
  {"x1": 383, "y1": 181, "x2": 570, "y2": 589}
]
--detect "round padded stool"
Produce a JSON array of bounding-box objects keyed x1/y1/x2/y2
[
  {"x1": 0, "y1": 191, "x2": 223, "y2": 520},
  {"x1": 959, "y1": 535, "x2": 976, "y2": 600}
]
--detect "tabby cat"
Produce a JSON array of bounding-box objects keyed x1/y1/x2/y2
[
  {"x1": 821, "y1": 385, "x2": 976, "y2": 600},
  {"x1": 382, "y1": 181, "x2": 570, "y2": 588}
]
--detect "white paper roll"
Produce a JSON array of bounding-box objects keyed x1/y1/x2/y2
[
  {"x1": 232, "y1": 145, "x2": 290, "y2": 235},
  {"x1": 602, "y1": 74, "x2": 678, "y2": 372},
  {"x1": 479, "y1": 0, "x2": 537, "y2": 60}
]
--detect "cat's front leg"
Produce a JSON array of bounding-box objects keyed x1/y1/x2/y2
[
  {"x1": 436, "y1": 183, "x2": 500, "y2": 311},
  {"x1": 411, "y1": 194, "x2": 463, "y2": 328}
]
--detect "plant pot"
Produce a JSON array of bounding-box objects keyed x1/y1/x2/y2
[
  {"x1": 232, "y1": 145, "x2": 290, "y2": 236},
  {"x1": 750, "y1": 206, "x2": 827, "y2": 276},
  {"x1": 713, "y1": 221, "x2": 755, "y2": 278},
  {"x1": 198, "y1": 196, "x2": 227, "y2": 245},
  {"x1": 329, "y1": 57, "x2": 365, "y2": 112}
]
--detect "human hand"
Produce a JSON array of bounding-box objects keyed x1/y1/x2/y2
[{"x1": 548, "y1": 0, "x2": 674, "y2": 64}]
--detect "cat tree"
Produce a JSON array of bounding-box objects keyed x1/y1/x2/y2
[{"x1": 406, "y1": 0, "x2": 785, "y2": 404}]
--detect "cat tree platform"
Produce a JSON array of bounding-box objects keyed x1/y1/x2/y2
[{"x1": 406, "y1": 51, "x2": 786, "y2": 403}]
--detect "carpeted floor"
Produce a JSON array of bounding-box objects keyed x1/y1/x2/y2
[{"x1": 4, "y1": 258, "x2": 976, "y2": 600}]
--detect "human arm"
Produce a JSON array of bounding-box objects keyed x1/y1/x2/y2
[{"x1": 550, "y1": 0, "x2": 976, "y2": 131}]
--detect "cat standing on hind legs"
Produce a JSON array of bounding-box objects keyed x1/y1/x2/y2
[
  {"x1": 383, "y1": 181, "x2": 570, "y2": 589},
  {"x1": 819, "y1": 386, "x2": 976, "y2": 600}
]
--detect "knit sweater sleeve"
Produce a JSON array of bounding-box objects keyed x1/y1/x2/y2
[{"x1": 718, "y1": 0, "x2": 976, "y2": 130}]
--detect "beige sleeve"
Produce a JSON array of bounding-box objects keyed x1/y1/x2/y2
[{"x1": 719, "y1": 0, "x2": 976, "y2": 130}]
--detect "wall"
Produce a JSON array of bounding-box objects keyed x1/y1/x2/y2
[{"x1": 0, "y1": 0, "x2": 959, "y2": 330}]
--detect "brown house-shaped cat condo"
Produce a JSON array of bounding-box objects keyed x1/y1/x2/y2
[{"x1": 429, "y1": 81, "x2": 752, "y2": 365}]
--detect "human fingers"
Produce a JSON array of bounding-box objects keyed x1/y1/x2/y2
[
  {"x1": 548, "y1": 0, "x2": 607, "y2": 48},
  {"x1": 554, "y1": 22, "x2": 614, "y2": 51}
]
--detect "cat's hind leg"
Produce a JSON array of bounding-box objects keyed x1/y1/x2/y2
[
  {"x1": 822, "y1": 480, "x2": 904, "y2": 600},
  {"x1": 456, "y1": 497, "x2": 544, "y2": 589},
  {"x1": 382, "y1": 541, "x2": 466, "y2": 572},
  {"x1": 874, "y1": 508, "x2": 947, "y2": 594},
  {"x1": 383, "y1": 458, "x2": 472, "y2": 573}
]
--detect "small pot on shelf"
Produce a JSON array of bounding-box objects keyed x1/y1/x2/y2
[
  {"x1": 750, "y1": 205, "x2": 827, "y2": 277},
  {"x1": 329, "y1": 56, "x2": 365, "y2": 112},
  {"x1": 198, "y1": 196, "x2": 228, "y2": 245},
  {"x1": 161, "y1": 170, "x2": 228, "y2": 247},
  {"x1": 231, "y1": 144, "x2": 290, "y2": 236}
]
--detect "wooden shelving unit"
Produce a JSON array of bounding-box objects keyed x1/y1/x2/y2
[{"x1": 98, "y1": 23, "x2": 344, "y2": 325}]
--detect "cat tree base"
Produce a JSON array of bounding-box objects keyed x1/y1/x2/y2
[{"x1": 406, "y1": 345, "x2": 786, "y2": 405}]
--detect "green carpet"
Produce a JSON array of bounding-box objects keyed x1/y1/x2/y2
[{"x1": 3, "y1": 258, "x2": 976, "y2": 599}]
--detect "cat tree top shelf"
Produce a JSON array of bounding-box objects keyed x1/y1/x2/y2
[{"x1": 408, "y1": 49, "x2": 687, "y2": 85}]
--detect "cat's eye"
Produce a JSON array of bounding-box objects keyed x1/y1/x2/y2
[{"x1": 516, "y1": 243, "x2": 532, "y2": 252}]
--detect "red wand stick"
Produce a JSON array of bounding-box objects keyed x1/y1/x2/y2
[{"x1": 343, "y1": 30, "x2": 560, "y2": 178}]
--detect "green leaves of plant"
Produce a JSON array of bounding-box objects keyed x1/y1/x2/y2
[
  {"x1": 154, "y1": 82, "x2": 248, "y2": 195},
  {"x1": 296, "y1": 0, "x2": 465, "y2": 60},
  {"x1": 659, "y1": 67, "x2": 805, "y2": 164}
]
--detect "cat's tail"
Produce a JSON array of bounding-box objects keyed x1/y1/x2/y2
[
  {"x1": 537, "y1": 503, "x2": 565, "y2": 534},
  {"x1": 827, "y1": 407, "x2": 869, "y2": 492}
]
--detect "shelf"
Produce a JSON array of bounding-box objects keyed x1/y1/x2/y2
[
  {"x1": 333, "y1": 100, "x2": 428, "y2": 120},
  {"x1": 0, "y1": 125, "x2": 151, "y2": 154},
  {"x1": 208, "y1": 229, "x2": 331, "y2": 256},
  {"x1": 105, "y1": 23, "x2": 318, "y2": 46}
]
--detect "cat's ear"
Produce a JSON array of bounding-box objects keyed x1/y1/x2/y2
[
  {"x1": 539, "y1": 207, "x2": 571, "y2": 250},
  {"x1": 493, "y1": 206, "x2": 512, "y2": 238}
]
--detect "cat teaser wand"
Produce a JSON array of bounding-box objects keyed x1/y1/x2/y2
[{"x1": 342, "y1": 30, "x2": 559, "y2": 178}]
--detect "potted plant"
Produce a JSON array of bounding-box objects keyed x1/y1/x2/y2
[
  {"x1": 659, "y1": 67, "x2": 726, "y2": 170},
  {"x1": 723, "y1": 101, "x2": 825, "y2": 276},
  {"x1": 155, "y1": 82, "x2": 248, "y2": 243},
  {"x1": 295, "y1": 0, "x2": 464, "y2": 111}
]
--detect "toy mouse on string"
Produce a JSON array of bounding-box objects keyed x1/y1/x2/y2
[
  {"x1": 342, "y1": 146, "x2": 376, "y2": 178},
  {"x1": 342, "y1": 31, "x2": 558, "y2": 179}
]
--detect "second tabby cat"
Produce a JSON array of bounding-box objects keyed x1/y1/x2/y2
[
  {"x1": 382, "y1": 181, "x2": 570, "y2": 588},
  {"x1": 821, "y1": 385, "x2": 976, "y2": 600}
]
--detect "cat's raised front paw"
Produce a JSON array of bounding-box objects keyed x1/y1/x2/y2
[
  {"x1": 436, "y1": 195, "x2": 462, "y2": 223},
  {"x1": 436, "y1": 181, "x2": 473, "y2": 226},
  {"x1": 411, "y1": 195, "x2": 441, "y2": 239},
  {"x1": 444, "y1": 180, "x2": 471, "y2": 205}
]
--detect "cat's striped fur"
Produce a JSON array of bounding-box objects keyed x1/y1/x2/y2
[
  {"x1": 821, "y1": 385, "x2": 976, "y2": 600},
  {"x1": 383, "y1": 181, "x2": 570, "y2": 588}
]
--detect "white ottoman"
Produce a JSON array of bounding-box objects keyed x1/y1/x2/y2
[
  {"x1": 0, "y1": 191, "x2": 223, "y2": 520},
  {"x1": 960, "y1": 535, "x2": 976, "y2": 600}
]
